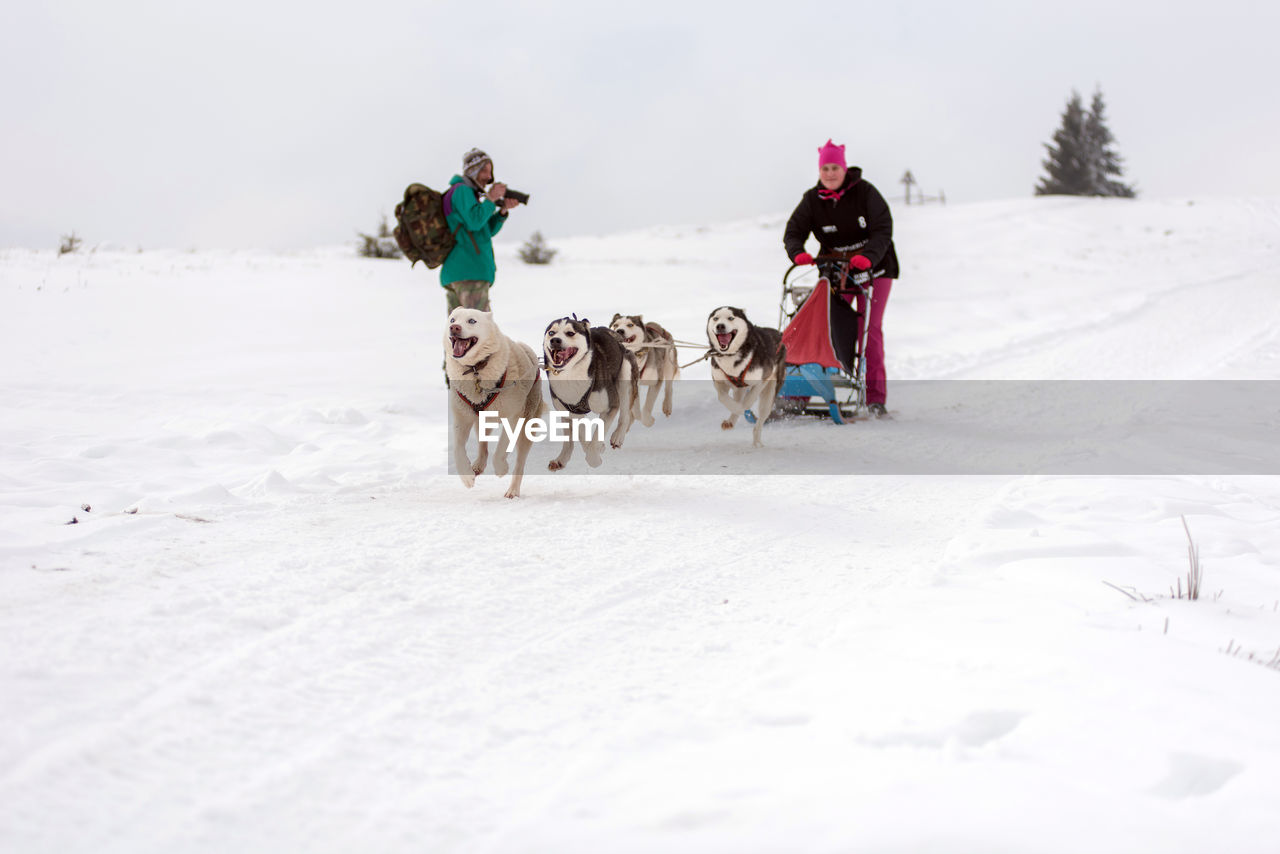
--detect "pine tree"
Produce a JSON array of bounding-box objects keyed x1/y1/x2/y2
[
  {"x1": 1036, "y1": 91, "x2": 1091, "y2": 196},
  {"x1": 1036, "y1": 88, "x2": 1136, "y2": 197},
  {"x1": 1084, "y1": 88, "x2": 1136, "y2": 198}
]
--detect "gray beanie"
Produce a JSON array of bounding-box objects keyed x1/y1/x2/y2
[{"x1": 462, "y1": 148, "x2": 491, "y2": 181}]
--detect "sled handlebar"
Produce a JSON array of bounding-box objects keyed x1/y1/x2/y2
[{"x1": 783, "y1": 256, "x2": 873, "y2": 293}]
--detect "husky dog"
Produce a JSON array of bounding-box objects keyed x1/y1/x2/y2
[
  {"x1": 543, "y1": 316, "x2": 638, "y2": 470},
  {"x1": 706, "y1": 306, "x2": 787, "y2": 447},
  {"x1": 445, "y1": 308, "x2": 545, "y2": 498},
  {"x1": 609, "y1": 313, "x2": 679, "y2": 427}
]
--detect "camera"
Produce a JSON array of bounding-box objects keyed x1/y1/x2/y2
[{"x1": 502, "y1": 188, "x2": 530, "y2": 205}]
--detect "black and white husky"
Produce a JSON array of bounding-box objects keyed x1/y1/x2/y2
[
  {"x1": 609, "y1": 313, "x2": 679, "y2": 427},
  {"x1": 543, "y1": 316, "x2": 639, "y2": 470},
  {"x1": 706, "y1": 306, "x2": 786, "y2": 447}
]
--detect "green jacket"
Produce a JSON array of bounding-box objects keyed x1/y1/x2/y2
[{"x1": 440, "y1": 175, "x2": 507, "y2": 286}]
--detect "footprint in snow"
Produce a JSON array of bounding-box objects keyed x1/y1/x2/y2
[{"x1": 1148, "y1": 752, "x2": 1243, "y2": 799}]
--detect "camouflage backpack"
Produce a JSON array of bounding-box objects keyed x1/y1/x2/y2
[{"x1": 392, "y1": 183, "x2": 475, "y2": 269}]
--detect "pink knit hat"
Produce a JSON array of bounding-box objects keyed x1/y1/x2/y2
[{"x1": 818, "y1": 139, "x2": 846, "y2": 169}]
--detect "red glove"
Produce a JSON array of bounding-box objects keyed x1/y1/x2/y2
[
  {"x1": 849, "y1": 255, "x2": 872, "y2": 271},
  {"x1": 794, "y1": 252, "x2": 814, "y2": 265}
]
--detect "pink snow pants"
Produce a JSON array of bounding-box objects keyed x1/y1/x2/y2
[{"x1": 842, "y1": 277, "x2": 893, "y2": 406}]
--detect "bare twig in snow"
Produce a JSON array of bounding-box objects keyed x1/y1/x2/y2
[
  {"x1": 1103, "y1": 581, "x2": 1152, "y2": 603},
  {"x1": 1181, "y1": 515, "x2": 1202, "y2": 601}
]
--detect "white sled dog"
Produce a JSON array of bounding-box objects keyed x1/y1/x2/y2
[
  {"x1": 609, "y1": 313, "x2": 679, "y2": 427},
  {"x1": 445, "y1": 308, "x2": 545, "y2": 498},
  {"x1": 706, "y1": 306, "x2": 787, "y2": 447},
  {"x1": 543, "y1": 316, "x2": 638, "y2": 470}
]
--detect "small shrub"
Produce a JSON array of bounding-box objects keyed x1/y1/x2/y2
[
  {"x1": 59, "y1": 232, "x2": 82, "y2": 255},
  {"x1": 358, "y1": 215, "x2": 402, "y2": 259},
  {"x1": 518, "y1": 231, "x2": 558, "y2": 265}
]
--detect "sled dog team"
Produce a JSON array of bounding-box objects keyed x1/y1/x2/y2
[{"x1": 445, "y1": 307, "x2": 786, "y2": 498}]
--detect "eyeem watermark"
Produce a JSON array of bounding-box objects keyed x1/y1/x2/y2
[
  {"x1": 454, "y1": 381, "x2": 1280, "y2": 476},
  {"x1": 478, "y1": 411, "x2": 605, "y2": 444}
]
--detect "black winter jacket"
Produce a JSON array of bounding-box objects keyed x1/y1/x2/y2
[{"x1": 783, "y1": 168, "x2": 900, "y2": 279}]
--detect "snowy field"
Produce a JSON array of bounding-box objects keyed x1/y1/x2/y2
[{"x1": 3, "y1": 196, "x2": 1280, "y2": 853}]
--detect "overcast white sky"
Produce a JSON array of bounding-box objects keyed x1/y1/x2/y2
[{"x1": 3, "y1": 0, "x2": 1278, "y2": 250}]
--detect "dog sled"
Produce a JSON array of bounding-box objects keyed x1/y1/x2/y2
[{"x1": 772, "y1": 256, "x2": 874, "y2": 424}]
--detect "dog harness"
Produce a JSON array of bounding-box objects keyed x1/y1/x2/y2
[
  {"x1": 547, "y1": 367, "x2": 615, "y2": 416},
  {"x1": 456, "y1": 371, "x2": 507, "y2": 413},
  {"x1": 633, "y1": 349, "x2": 649, "y2": 378},
  {"x1": 551, "y1": 385, "x2": 595, "y2": 416},
  {"x1": 715, "y1": 353, "x2": 756, "y2": 388}
]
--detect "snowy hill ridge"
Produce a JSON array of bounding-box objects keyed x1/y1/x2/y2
[{"x1": 2, "y1": 197, "x2": 1280, "y2": 852}]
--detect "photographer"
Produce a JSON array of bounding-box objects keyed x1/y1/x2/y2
[{"x1": 440, "y1": 147, "x2": 522, "y2": 312}]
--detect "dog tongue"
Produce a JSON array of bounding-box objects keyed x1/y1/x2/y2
[
  {"x1": 717, "y1": 333, "x2": 733, "y2": 349},
  {"x1": 452, "y1": 338, "x2": 471, "y2": 358}
]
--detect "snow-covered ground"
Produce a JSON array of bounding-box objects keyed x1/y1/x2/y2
[{"x1": 3, "y1": 196, "x2": 1280, "y2": 853}]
